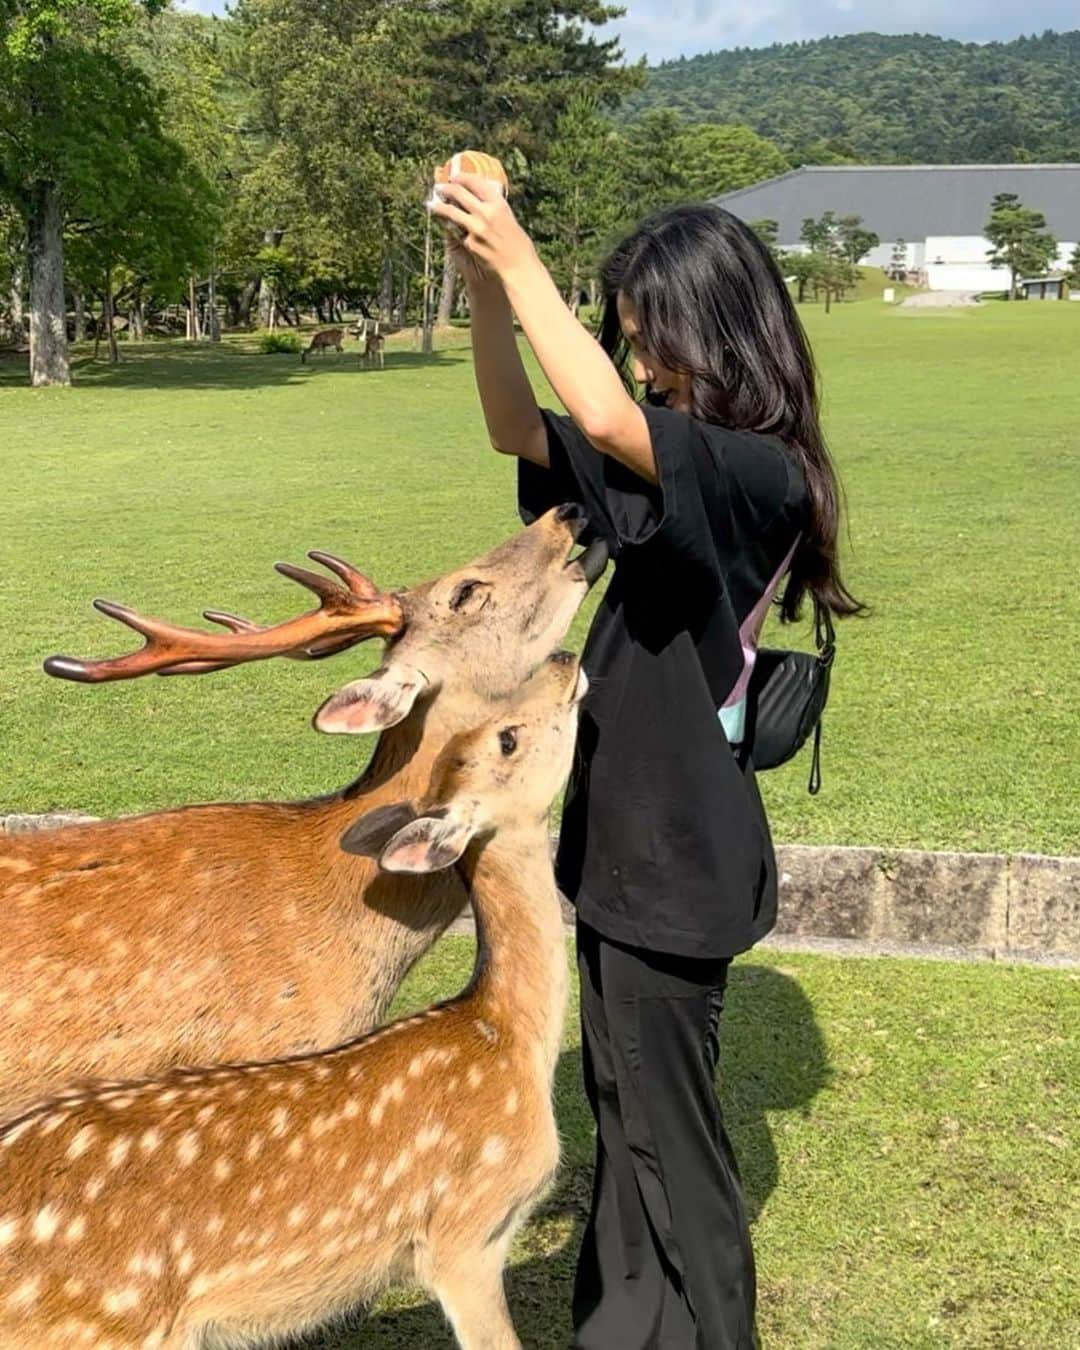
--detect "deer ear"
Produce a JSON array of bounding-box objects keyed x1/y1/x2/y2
[
  {"x1": 339, "y1": 802, "x2": 418, "y2": 858},
  {"x1": 314, "y1": 665, "x2": 428, "y2": 735},
  {"x1": 378, "y1": 812, "x2": 477, "y2": 875}
]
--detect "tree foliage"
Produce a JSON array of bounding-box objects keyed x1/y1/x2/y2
[
  {"x1": 985, "y1": 192, "x2": 1060, "y2": 298},
  {"x1": 619, "y1": 31, "x2": 1080, "y2": 165}
]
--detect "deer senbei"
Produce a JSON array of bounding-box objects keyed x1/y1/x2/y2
[
  {"x1": 0, "y1": 651, "x2": 585, "y2": 1350},
  {"x1": 0, "y1": 508, "x2": 606, "y2": 1117}
]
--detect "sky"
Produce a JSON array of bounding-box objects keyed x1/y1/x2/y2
[{"x1": 178, "y1": 1, "x2": 1074, "y2": 65}]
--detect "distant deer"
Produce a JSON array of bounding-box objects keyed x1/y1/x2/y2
[
  {"x1": 358, "y1": 317, "x2": 385, "y2": 369},
  {"x1": 0, "y1": 508, "x2": 606, "y2": 1117},
  {"x1": 299, "y1": 326, "x2": 345, "y2": 363},
  {"x1": 0, "y1": 651, "x2": 584, "y2": 1350}
]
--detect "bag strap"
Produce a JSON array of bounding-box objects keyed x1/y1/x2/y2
[{"x1": 721, "y1": 533, "x2": 801, "y2": 711}]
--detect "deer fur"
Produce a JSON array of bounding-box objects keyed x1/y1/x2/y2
[
  {"x1": 0, "y1": 652, "x2": 584, "y2": 1350},
  {"x1": 0, "y1": 509, "x2": 604, "y2": 1116},
  {"x1": 299, "y1": 328, "x2": 344, "y2": 363}
]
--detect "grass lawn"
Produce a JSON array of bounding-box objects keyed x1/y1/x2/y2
[
  {"x1": 302, "y1": 937, "x2": 1075, "y2": 1349},
  {"x1": 1, "y1": 300, "x2": 1078, "y2": 854}
]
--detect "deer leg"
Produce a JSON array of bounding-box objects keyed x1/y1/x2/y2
[{"x1": 431, "y1": 1242, "x2": 521, "y2": 1350}]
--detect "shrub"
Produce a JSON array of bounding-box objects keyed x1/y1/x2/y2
[{"x1": 258, "y1": 330, "x2": 301, "y2": 354}]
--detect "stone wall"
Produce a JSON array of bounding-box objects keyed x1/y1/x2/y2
[{"x1": 3, "y1": 813, "x2": 1076, "y2": 960}]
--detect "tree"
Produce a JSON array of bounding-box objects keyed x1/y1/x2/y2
[
  {"x1": 533, "y1": 95, "x2": 620, "y2": 313},
  {"x1": 615, "y1": 108, "x2": 686, "y2": 224},
  {"x1": 750, "y1": 219, "x2": 779, "y2": 252},
  {"x1": 1067, "y1": 243, "x2": 1080, "y2": 290},
  {"x1": 985, "y1": 192, "x2": 1059, "y2": 298},
  {"x1": 674, "y1": 123, "x2": 788, "y2": 199},
  {"x1": 837, "y1": 214, "x2": 880, "y2": 265},
  {"x1": 0, "y1": 0, "x2": 170, "y2": 385},
  {"x1": 797, "y1": 212, "x2": 860, "y2": 311}
]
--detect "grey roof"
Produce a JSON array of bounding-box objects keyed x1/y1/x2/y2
[{"x1": 714, "y1": 165, "x2": 1080, "y2": 241}]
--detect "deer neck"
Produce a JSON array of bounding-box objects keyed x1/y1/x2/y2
[
  {"x1": 342, "y1": 686, "x2": 501, "y2": 801},
  {"x1": 459, "y1": 824, "x2": 567, "y2": 1082}
]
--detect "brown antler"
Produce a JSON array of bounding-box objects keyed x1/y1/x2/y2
[{"x1": 43, "y1": 551, "x2": 404, "y2": 684}]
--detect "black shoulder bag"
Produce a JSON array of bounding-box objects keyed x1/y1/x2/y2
[{"x1": 718, "y1": 534, "x2": 836, "y2": 795}]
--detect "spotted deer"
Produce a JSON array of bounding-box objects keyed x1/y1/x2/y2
[
  {"x1": 0, "y1": 651, "x2": 584, "y2": 1350},
  {"x1": 299, "y1": 327, "x2": 345, "y2": 364},
  {"x1": 0, "y1": 508, "x2": 606, "y2": 1117}
]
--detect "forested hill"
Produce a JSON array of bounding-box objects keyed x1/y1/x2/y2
[{"x1": 621, "y1": 31, "x2": 1080, "y2": 164}]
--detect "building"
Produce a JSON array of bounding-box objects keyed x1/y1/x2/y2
[
  {"x1": 1018, "y1": 276, "x2": 1069, "y2": 301},
  {"x1": 713, "y1": 164, "x2": 1079, "y2": 293}
]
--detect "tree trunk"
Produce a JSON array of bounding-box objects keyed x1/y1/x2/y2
[
  {"x1": 27, "y1": 181, "x2": 70, "y2": 386},
  {"x1": 568, "y1": 258, "x2": 581, "y2": 316},
  {"x1": 421, "y1": 210, "x2": 434, "y2": 355},
  {"x1": 73, "y1": 291, "x2": 86, "y2": 343},
  {"x1": 206, "y1": 248, "x2": 220, "y2": 341},
  {"x1": 187, "y1": 276, "x2": 203, "y2": 340},
  {"x1": 379, "y1": 249, "x2": 393, "y2": 318},
  {"x1": 130, "y1": 293, "x2": 146, "y2": 342},
  {"x1": 9, "y1": 258, "x2": 24, "y2": 343},
  {"x1": 104, "y1": 270, "x2": 119, "y2": 363},
  {"x1": 436, "y1": 249, "x2": 456, "y2": 327}
]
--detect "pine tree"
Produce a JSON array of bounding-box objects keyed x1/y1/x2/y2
[
  {"x1": 534, "y1": 96, "x2": 620, "y2": 313},
  {"x1": 985, "y1": 193, "x2": 1059, "y2": 299}
]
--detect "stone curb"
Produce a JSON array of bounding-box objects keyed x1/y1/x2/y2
[{"x1": 4, "y1": 814, "x2": 1077, "y2": 962}]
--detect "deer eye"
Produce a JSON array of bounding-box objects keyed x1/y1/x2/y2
[
  {"x1": 498, "y1": 728, "x2": 519, "y2": 757},
  {"x1": 450, "y1": 579, "x2": 488, "y2": 611}
]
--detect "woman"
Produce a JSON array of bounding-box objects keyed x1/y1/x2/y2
[{"x1": 431, "y1": 180, "x2": 861, "y2": 1350}]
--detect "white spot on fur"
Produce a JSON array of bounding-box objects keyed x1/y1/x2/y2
[
  {"x1": 214, "y1": 1157, "x2": 232, "y2": 1182},
  {"x1": 416, "y1": 1124, "x2": 443, "y2": 1152},
  {"x1": 177, "y1": 1132, "x2": 201, "y2": 1166},
  {"x1": 67, "y1": 1125, "x2": 96, "y2": 1159},
  {"x1": 245, "y1": 1134, "x2": 264, "y2": 1161},
  {"x1": 270, "y1": 1107, "x2": 290, "y2": 1136},
  {"x1": 467, "y1": 1065, "x2": 484, "y2": 1089},
  {"x1": 505, "y1": 1090, "x2": 519, "y2": 1115},
  {"x1": 481, "y1": 1136, "x2": 507, "y2": 1166},
  {"x1": 64, "y1": 1215, "x2": 87, "y2": 1243},
  {"x1": 84, "y1": 1175, "x2": 106, "y2": 1201},
  {"x1": 0, "y1": 1217, "x2": 18, "y2": 1248},
  {"x1": 7, "y1": 1276, "x2": 41, "y2": 1310},
  {"x1": 102, "y1": 1286, "x2": 141, "y2": 1314},
  {"x1": 140, "y1": 1128, "x2": 162, "y2": 1155},
  {"x1": 108, "y1": 1136, "x2": 132, "y2": 1168},
  {"x1": 33, "y1": 1204, "x2": 62, "y2": 1242}
]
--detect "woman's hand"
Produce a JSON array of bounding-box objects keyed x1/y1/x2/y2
[{"x1": 430, "y1": 174, "x2": 540, "y2": 286}]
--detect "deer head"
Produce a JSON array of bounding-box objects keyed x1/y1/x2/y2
[
  {"x1": 44, "y1": 505, "x2": 607, "y2": 741},
  {"x1": 341, "y1": 649, "x2": 586, "y2": 869}
]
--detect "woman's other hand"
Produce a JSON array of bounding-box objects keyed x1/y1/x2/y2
[{"x1": 430, "y1": 173, "x2": 539, "y2": 286}]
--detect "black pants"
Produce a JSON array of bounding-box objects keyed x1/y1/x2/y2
[{"x1": 573, "y1": 920, "x2": 756, "y2": 1350}]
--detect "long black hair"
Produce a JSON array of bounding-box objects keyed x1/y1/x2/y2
[{"x1": 597, "y1": 202, "x2": 863, "y2": 622}]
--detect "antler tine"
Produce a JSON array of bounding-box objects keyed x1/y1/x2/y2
[
  {"x1": 203, "y1": 610, "x2": 264, "y2": 635},
  {"x1": 306, "y1": 551, "x2": 380, "y2": 599},
  {"x1": 43, "y1": 553, "x2": 405, "y2": 685},
  {"x1": 274, "y1": 561, "x2": 349, "y2": 606}
]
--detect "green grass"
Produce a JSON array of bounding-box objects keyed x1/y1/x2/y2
[
  {"x1": 1, "y1": 303, "x2": 1078, "y2": 854},
  {"x1": 306, "y1": 938, "x2": 1076, "y2": 1349}
]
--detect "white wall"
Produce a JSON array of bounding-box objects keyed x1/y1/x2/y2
[{"x1": 776, "y1": 234, "x2": 1076, "y2": 294}]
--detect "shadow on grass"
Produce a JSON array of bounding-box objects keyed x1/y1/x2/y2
[
  {"x1": 297, "y1": 963, "x2": 829, "y2": 1348},
  {"x1": 0, "y1": 343, "x2": 469, "y2": 391}
]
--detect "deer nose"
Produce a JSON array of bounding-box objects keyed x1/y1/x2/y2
[{"x1": 555, "y1": 502, "x2": 585, "y2": 524}]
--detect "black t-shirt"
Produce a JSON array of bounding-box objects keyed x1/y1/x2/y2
[{"x1": 519, "y1": 404, "x2": 809, "y2": 958}]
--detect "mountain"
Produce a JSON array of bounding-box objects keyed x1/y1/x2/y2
[{"x1": 619, "y1": 31, "x2": 1080, "y2": 165}]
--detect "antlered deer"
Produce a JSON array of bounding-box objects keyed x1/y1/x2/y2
[
  {"x1": 0, "y1": 508, "x2": 606, "y2": 1116},
  {"x1": 0, "y1": 651, "x2": 584, "y2": 1350},
  {"x1": 299, "y1": 327, "x2": 345, "y2": 363}
]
